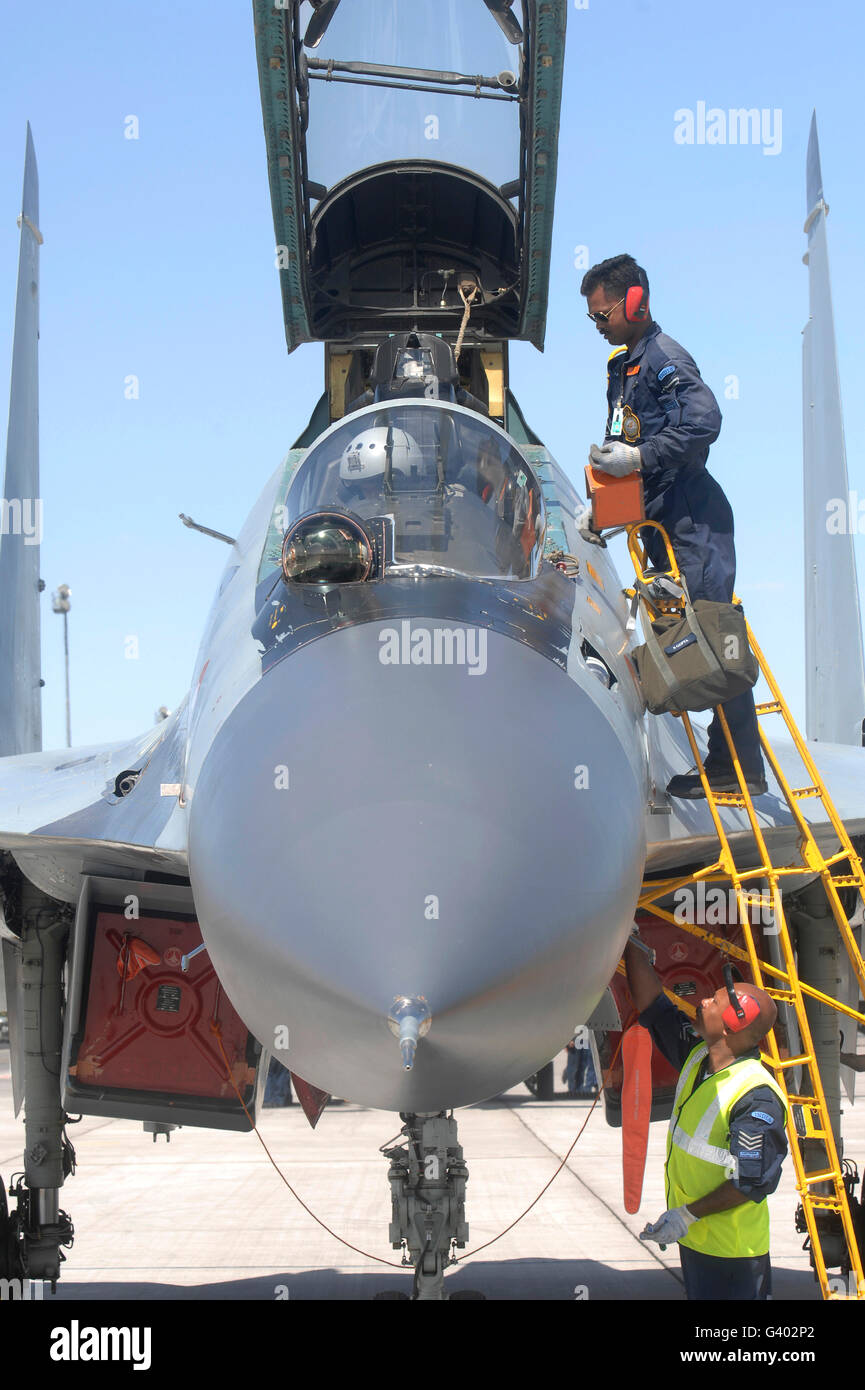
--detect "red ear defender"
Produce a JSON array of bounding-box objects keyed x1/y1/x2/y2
[
  {"x1": 624, "y1": 285, "x2": 648, "y2": 322},
  {"x1": 722, "y1": 992, "x2": 761, "y2": 1032}
]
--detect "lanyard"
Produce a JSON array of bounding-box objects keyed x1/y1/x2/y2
[{"x1": 610, "y1": 355, "x2": 629, "y2": 436}]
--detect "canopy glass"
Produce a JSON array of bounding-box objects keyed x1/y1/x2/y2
[
  {"x1": 280, "y1": 400, "x2": 545, "y2": 580},
  {"x1": 299, "y1": 0, "x2": 522, "y2": 192}
]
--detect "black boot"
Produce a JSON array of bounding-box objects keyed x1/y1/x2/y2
[{"x1": 666, "y1": 766, "x2": 768, "y2": 800}]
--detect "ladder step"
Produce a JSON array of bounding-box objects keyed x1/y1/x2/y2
[
  {"x1": 632, "y1": 540, "x2": 865, "y2": 1299},
  {"x1": 824, "y1": 850, "x2": 855, "y2": 868},
  {"x1": 789, "y1": 1103, "x2": 831, "y2": 1139}
]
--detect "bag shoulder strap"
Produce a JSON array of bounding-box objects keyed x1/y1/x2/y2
[{"x1": 635, "y1": 578, "x2": 722, "y2": 679}]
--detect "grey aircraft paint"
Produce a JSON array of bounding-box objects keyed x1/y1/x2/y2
[
  {"x1": 187, "y1": 612, "x2": 647, "y2": 1110},
  {"x1": 0, "y1": 125, "x2": 42, "y2": 758},
  {"x1": 4, "y1": 17, "x2": 865, "y2": 1303},
  {"x1": 803, "y1": 112, "x2": 865, "y2": 746},
  {"x1": 2, "y1": 106, "x2": 865, "y2": 1121}
]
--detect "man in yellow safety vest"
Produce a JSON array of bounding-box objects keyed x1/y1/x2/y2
[{"x1": 625, "y1": 932, "x2": 788, "y2": 1300}]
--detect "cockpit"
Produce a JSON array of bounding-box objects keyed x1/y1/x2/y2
[{"x1": 279, "y1": 402, "x2": 545, "y2": 581}]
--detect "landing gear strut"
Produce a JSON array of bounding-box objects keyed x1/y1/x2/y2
[
  {"x1": 4, "y1": 885, "x2": 76, "y2": 1290},
  {"x1": 383, "y1": 1112, "x2": 473, "y2": 1300},
  {"x1": 0, "y1": 1175, "x2": 74, "y2": 1291}
]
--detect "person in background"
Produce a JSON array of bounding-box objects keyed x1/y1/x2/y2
[{"x1": 563, "y1": 1027, "x2": 598, "y2": 1097}]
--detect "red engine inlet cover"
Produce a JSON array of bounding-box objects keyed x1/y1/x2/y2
[
  {"x1": 71, "y1": 911, "x2": 253, "y2": 1100},
  {"x1": 605, "y1": 910, "x2": 749, "y2": 1095}
]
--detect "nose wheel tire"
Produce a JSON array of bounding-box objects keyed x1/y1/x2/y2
[
  {"x1": 524, "y1": 1060, "x2": 555, "y2": 1100},
  {"x1": 0, "y1": 1180, "x2": 25, "y2": 1287}
]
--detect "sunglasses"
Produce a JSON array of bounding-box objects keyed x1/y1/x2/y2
[{"x1": 586, "y1": 295, "x2": 625, "y2": 325}]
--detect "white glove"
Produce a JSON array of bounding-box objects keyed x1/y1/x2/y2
[
  {"x1": 589, "y1": 441, "x2": 641, "y2": 477},
  {"x1": 639, "y1": 1205, "x2": 697, "y2": 1245},
  {"x1": 577, "y1": 506, "x2": 606, "y2": 547}
]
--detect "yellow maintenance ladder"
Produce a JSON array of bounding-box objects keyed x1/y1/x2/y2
[{"x1": 627, "y1": 521, "x2": 865, "y2": 1300}]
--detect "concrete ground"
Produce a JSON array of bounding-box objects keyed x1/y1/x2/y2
[{"x1": 3, "y1": 1044, "x2": 863, "y2": 1301}]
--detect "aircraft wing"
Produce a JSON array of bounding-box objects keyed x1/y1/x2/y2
[
  {"x1": 645, "y1": 708, "x2": 865, "y2": 875},
  {"x1": 0, "y1": 706, "x2": 188, "y2": 904},
  {"x1": 0, "y1": 129, "x2": 189, "y2": 905}
]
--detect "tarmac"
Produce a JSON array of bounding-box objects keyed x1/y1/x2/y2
[{"x1": 2, "y1": 1043, "x2": 863, "y2": 1302}]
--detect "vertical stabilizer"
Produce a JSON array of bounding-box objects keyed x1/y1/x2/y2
[
  {"x1": 0, "y1": 124, "x2": 43, "y2": 755},
  {"x1": 803, "y1": 112, "x2": 865, "y2": 745}
]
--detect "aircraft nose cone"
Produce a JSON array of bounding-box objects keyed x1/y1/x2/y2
[{"x1": 188, "y1": 619, "x2": 646, "y2": 1110}]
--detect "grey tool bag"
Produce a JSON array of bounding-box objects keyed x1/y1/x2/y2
[{"x1": 630, "y1": 579, "x2": 759, "y2": 715}]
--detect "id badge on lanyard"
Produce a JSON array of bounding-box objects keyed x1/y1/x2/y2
[{"x1": 610, "y1": 405, "x2": 624, "y2": 437}]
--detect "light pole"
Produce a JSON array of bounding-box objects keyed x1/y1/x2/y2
[{"x1": 51, "y1": 584, "x2": 71, "y2": 747}]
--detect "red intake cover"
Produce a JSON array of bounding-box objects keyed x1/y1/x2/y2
[{"x1": 72, "y1": 911, "x2": 254, "y2": 1100}]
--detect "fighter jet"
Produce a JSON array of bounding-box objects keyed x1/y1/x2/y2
[{"x1": 1, "y1": 4, "x2": 864, "y2": 1299}]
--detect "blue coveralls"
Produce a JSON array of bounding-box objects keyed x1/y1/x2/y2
[{"x1": 605, "y1": 322, "x2": 763, "y2": 776}]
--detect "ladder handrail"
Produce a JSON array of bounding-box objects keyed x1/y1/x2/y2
[
  {"x1": 629, "y1": 521, "x2": 865, "y2": 1301},
  {"x1": 634, "y1": 893, "x2": 865, "y2": 1027}
]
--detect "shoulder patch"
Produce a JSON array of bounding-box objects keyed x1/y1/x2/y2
[
  {"x1": 749, "y1": 1110, "x2": 775, "y2": 1124},
  {"x1": 657, "y1": 364, "x2": 677, "y2": 381}
]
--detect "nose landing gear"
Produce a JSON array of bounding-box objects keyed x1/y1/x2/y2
[{"x1": 380, "y1": 1112, "x2": 483, "y2": 1300}]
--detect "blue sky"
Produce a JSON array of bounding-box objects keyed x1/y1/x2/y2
[{"x1": 1, "y1": 0, "x2": 863, "y2": 748}]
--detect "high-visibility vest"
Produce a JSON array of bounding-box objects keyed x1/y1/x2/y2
[{"x1": 665, "y1": 1043, "x2": 788, "y2": 1258}]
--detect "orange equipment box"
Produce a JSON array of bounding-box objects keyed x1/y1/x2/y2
[{"x1": 584, "y1": 464, "x2": 645, "y2": 531}]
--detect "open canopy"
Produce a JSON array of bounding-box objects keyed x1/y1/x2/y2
[{"x1": 253, "y1": 0, "x2": 566, "y2": 351}]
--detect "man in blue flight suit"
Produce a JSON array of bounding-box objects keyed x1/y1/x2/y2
[{"x1": 579, "y1": 254, "x2": 766, "y2": 798}]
